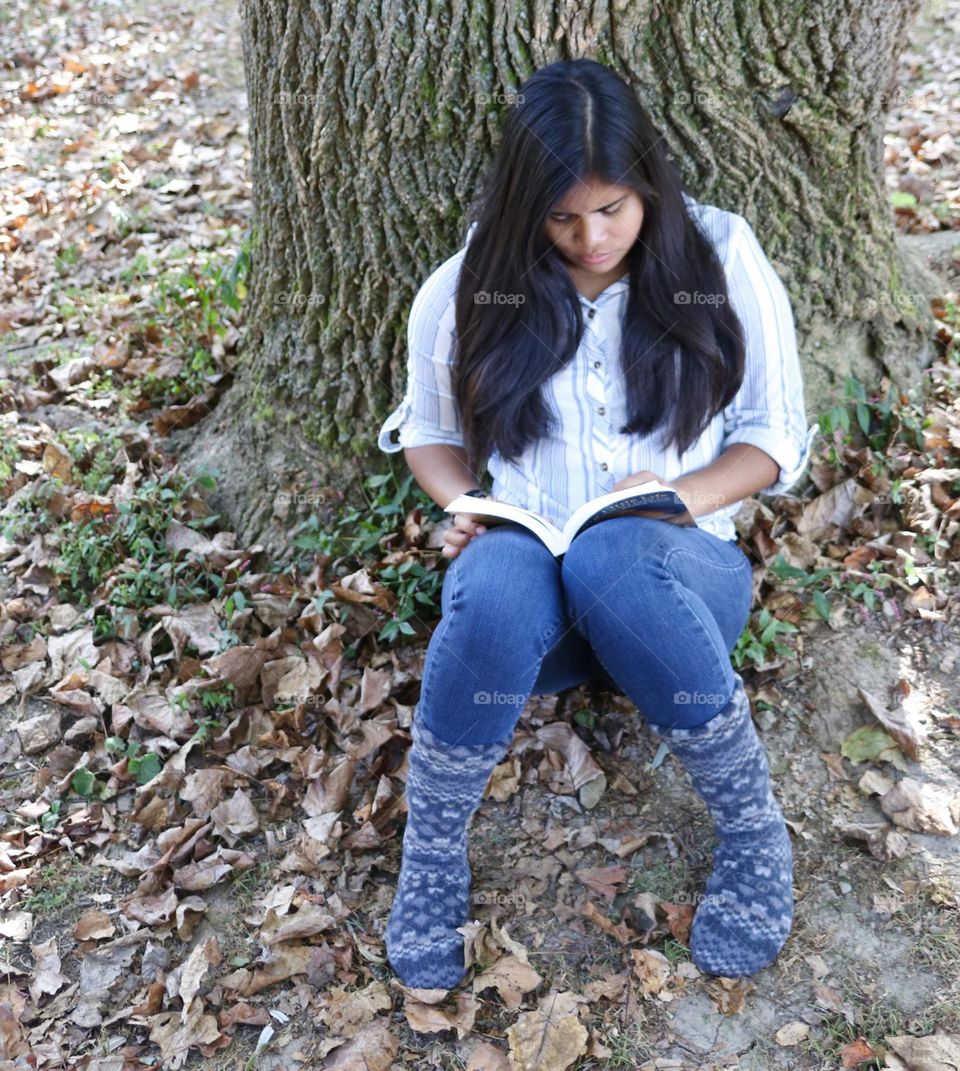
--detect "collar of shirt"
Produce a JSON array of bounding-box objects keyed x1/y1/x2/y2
[{"x1": 578, "y1": 275, "x2": 629, "y2": 313}]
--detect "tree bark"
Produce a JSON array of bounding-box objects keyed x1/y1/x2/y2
[{"x1": 180, "y1": 0, "x2": 931, "y2": 555}]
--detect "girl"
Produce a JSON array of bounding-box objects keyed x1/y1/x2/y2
[{"x1": 377, "y1": 58, "x2": 815, "y2": 990}]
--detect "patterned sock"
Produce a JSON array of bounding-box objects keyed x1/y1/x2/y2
[
  {"x1": 385, "y1": 719, "x2": 513, "y2": 989},
  {"x1": 647, "y1": 672, "x2": 794, "y2": 977}
]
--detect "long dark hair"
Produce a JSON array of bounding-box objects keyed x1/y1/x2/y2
[{"x1": 453, "y1": 58, "x2": 746, "y2": 476}]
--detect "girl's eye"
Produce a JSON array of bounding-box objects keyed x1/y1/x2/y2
[{"x1": 550, "y1": 202, "x2": 623, "y2": 223}]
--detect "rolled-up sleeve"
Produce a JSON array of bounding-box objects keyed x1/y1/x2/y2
[
  {"x1": 377, "y1": 260, "x2": 467, "y2": 454},
  {"x1": 721, "y1": 217, "x2": 817, "y2": 495}
]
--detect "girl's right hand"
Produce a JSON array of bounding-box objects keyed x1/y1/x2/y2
[
  {"x1": 440, "y1": 502, "x2": 556, "y2": 560},
  {"x1": 441, "y1": 510, "x2": 491, "y2": 560}
]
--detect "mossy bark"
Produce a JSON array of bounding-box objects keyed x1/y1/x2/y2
[{"x1": 181, "y1": 0, "x2": 930, "y2": 556}]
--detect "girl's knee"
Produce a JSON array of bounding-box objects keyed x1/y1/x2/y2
[
  {"x1": 455, "y1": 524, "x2": 560, "y2": 580},
  {"x1": 443, "y1": 527, "x2": 564, "y2": 636},
  {"x1": 561, "y1": 516, "x2": 668, "y2": 589}
]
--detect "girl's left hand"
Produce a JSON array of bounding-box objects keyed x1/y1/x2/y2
[{"x1": 611, "y1": 469, "x2": 669, "y2": 493}]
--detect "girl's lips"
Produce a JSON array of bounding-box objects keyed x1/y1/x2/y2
[{"x1": 580, "y1": 252, "x2": 611, "y2": 265}]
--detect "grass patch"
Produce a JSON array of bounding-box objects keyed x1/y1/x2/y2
[
  {"x1": 800, "y1": 972, "x2": 945, "y2": 1068},
  {"x1": 595, "y1": 1020, "x2": 660, "y2": 1069},
  {"x1": 21, "y1": 858, "x2": 92, "y2": 915}
]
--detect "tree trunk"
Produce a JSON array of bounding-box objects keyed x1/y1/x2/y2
[{"x1": 180, "y1": 0, "x2": 931, "y2": 555}]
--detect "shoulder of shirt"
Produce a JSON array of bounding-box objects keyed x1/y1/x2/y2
[
  {"x1": 408, "y1": 236, "x2": 472, "y2": 330},
  {"x1": 681, "y1": 193, "x2": 752, "y2": 274}
]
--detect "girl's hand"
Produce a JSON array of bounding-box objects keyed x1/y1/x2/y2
[
  {"x1": 611, "y1": 469, "x2": 666, "y2": 493},
  {"x1": 441, "y1": 503, "x2": 556, "y2": 559},
  {"x1": 441, "y1": 510, "x2": 492, "y2": 560}
]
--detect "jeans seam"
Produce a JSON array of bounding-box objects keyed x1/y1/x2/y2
[
  {"x1": 659, "y1": 559, "x2": 732, "y2": 694},
  {"x1": 665, "y1": 544, "x2": 753, "y2": 640},
  {"x1": 662, "y1": 544, "x2": 751, "y2": 576},
  {"x1": 420, "y1": 553, "x2": 467, "y2": 733}
]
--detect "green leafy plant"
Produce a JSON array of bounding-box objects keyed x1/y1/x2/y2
[
  {"x1": 199, "y1": 683, "x2": 235, "y2": 715},
  {"x1": 376, "y1": 558, "x2": 443, "y2": 642},
  {"x1": 21, "y1": 863, "x2": 89, "y2": 913},
  {"x1": 53, "y1": 471, "x2": 221, "y2": 611},
  {"x1": 816, "y1": 374, "x2": 903, "y2": 462},
  {"x1": 71, "y1": 767, "x2": 99, "y2": 797},
  {"x1": 105, "y1": 736, "x2": 163, "y2": 784},
  {"x1": 39, "y1": 800, "x2": 62, "y2": 832},
  {"x1": 292, "y1": 471, "x2": 437, "y2": 560},
  {"x1": 288, "y1": 470, "x2": 449, "y2": 645},
  {"x1": 119, "y1": 235, "x2": 251, "y2": 409},
  {"x1": 766, "y1": 552, "x2": 916, "y2": 625},
  {"x1": 192, "y1": 715, "x2": 225, "y2": 743},
  {"x1": 732, "y1": 607, "x2": 800, "y2": 670}
]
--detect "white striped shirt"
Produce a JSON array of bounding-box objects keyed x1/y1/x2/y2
[{"x1": 377, "y1": 194, "x2": 817, "y2": 544}]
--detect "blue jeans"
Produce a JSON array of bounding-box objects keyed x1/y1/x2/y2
[{"x1": 417, "y1": 515, "x2": 754, "y2": 745}]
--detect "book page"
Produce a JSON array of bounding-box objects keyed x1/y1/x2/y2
[
  {"x1": 443, "y1": 496, "x2": 565, "y2": 555},
  {"x1": 562, "y1": 482, "x2": 696, "y2": 545},
  {"x1": 561, "y1": 481, "x2": 666, "y2": 542}
]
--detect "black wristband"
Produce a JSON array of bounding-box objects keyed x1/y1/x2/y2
[{"x1": 463, "y1": 488, "x2": 489, "y2": 499}]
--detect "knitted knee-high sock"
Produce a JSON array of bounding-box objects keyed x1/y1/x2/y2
[
  {"x1": 385, "y1": 719, "x2": 513, "y2": 989},
  {"x1": 647, "y1": 672, "x2": 793, "y2": 977}
]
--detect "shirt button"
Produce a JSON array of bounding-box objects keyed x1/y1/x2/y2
[
  {"x1": 597, "y1": 407, "x2": 605, "y2": 415},
  {"x1": 593, "y1": 360, "x2": 601, "y2": 368},
  {"x1": 600, "y1": 462, "x2": 608, "y2": 471},
  {"x1": 588, "y1": 308, "x2": 596, "y2": 319}
]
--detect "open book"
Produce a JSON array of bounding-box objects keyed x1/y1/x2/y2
[{"x1": 445, "y1": 480, "x2": 696, "y2": 558}]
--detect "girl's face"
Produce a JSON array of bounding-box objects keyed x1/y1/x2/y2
[{"x1": 544, "y1": 176, "x2": 644, "y2": 279}]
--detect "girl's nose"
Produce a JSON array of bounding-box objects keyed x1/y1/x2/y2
[{"x1": 576, "y1": 217, "x2": 607, "y2": 251}]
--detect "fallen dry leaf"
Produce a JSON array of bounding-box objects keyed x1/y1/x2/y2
[
  {"x1": 323, "y1": 1018, "x2": 399, "y2": 1070},
  {"x1": 209, "y1": 787, "x2": 261, "y2": 844},
  {"x1": 403, "y1": 991, "x2": 480, "y2": 1038},
  {"x1": 28, "y1": 935, "x2": 69, "y2": 1003},
  {"x1": 317, "y1": 981, "x2": 392, "y2": 1039},
  {"x1": 573, "y1": 864, "x2": 626, "y2": 900},
  {"x1": 506, "y1": 991, "x2": 589, "y2": 1071},
  {"x1": 879, "y1": 777, "x2": 960, "y2": 835},
  {"x1": 840, "y1": 1037, "x2": 878, "y2": 1067},
  {"x1": 705, "y1": 976, "x2": 754, "y2": 1015},
  {"x1": 630, "y1": 948, "x2": 671, "y2": 998},
  {"x1": 858, "y1": 685, "x2": 928, "y2": 761},
  {"x1": 73, "y1": 909, "x2": 116, "y2": 941},
  {"x1": 471, "y1": 953, "x2": 543, "y2": 1012},
  {"x1": 774, "y1": 1020, "x2": 810, "y2": 1045},
  {"x1": 884, "y1": 1032, "x2": 960, "y2": 1070}
]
